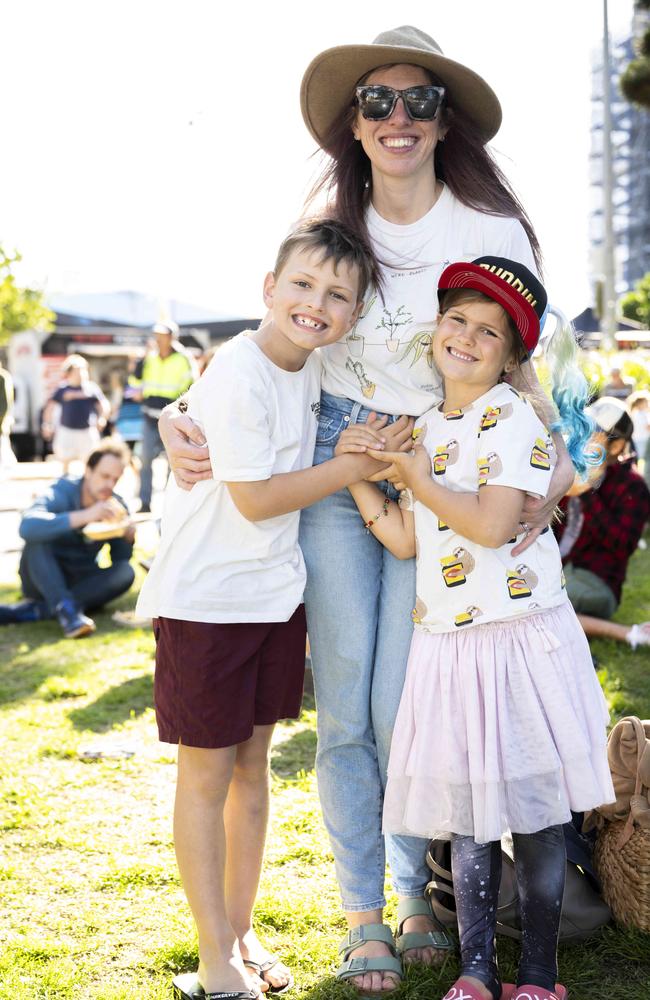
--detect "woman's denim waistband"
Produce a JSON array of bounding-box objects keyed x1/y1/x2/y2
[{"x1": 319, "y1": 389, "x2": 402, "y2": 426}]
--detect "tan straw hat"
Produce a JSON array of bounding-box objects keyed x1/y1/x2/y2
[{"x1": 300, "y1": 25, "x2": 502, "y2": 153}]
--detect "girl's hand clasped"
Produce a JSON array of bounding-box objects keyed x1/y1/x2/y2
[{"x1": 367, "y1": 442, "x2": 431, "y2": 491}]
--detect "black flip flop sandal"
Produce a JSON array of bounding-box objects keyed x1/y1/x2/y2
[{"x1": 173, "y1": 973, "x2": 260, "y2": 1000}]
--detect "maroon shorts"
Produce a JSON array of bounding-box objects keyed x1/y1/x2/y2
[{"x1": 153, "y1": 604, "x2": 306, "y2": 749}]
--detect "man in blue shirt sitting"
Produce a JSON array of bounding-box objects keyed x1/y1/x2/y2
[{"x1": 0, "y1": 439, "x2": 135, "y2": 638}]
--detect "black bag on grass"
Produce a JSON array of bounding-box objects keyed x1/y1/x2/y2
[{"x1": 425, "y1": 819, "x2": 611, "y2": 942}]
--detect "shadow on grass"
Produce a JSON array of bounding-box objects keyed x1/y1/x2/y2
[
  {"x1": 0, "y1": 623, "x2": 72, "y2": 706},
  {"x1": 271, "y1": 727, "x2": 317, "y2": 778},
  {"x1": 553, "y1": 927, "x2": 650, "y2": 1000},
  {"x1": 0, "y1": 616, "x2": 154, "y2": 708},
  {"x1": 68, "y1": 672, "x2": 152, "y2": 732}
]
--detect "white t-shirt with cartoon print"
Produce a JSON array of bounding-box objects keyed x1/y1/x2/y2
[
  {"x1": 136, "y1": 334, "x2": 322, "y2": 624},
  {"x1": 402, "y1": 382, "x2": 568, "y2": 634},
  {"x1": 319, "y1": 185, "x2": 537, "y2": 417}
]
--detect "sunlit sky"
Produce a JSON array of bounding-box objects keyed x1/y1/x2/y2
[{"x1": 2, "y1": 0, "x2": 636, "y2": 322}]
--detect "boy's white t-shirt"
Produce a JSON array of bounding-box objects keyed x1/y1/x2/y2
[
  {"x1": 136, "y1": 334, "x2": 322, "y2": 624},
  {"x1": 401, "y1": 383, "x2": 568, "y2": 633},
  {"x1": 320, "y1": 185, "x2": 537, "y2": 417}
]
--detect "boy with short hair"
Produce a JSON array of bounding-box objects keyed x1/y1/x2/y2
[{"x1": 136, "y1": 220, "x2": 410, "y2": 1000}]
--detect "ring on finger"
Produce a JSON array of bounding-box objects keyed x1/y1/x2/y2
[{"x1": 519, "y1": 521, "x2": 530, "y2": 535}]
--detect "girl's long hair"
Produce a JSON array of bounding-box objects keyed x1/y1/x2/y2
[{"x1": 305, "y1": 73, "x2": 543, "y2": 279}]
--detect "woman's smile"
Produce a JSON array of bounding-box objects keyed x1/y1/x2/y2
[{"x1": 379, "y1": 134, "x2": 419, "y2": 151}]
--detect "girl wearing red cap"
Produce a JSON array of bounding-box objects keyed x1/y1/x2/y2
[{"x1": 336, "y1": 259, "x2": 615, "y2": 1000}]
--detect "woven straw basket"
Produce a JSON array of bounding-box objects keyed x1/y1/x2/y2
[
  {"x1": 594, "y1": 819, "x2": 650, "y2": 930},
  {"x1": 592, "y1": 716, "x2": 650, "y2": 932}
]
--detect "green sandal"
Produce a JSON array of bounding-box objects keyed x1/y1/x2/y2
[
  {"x1": 336, "y1": 924, "x2": 402, "y2": 997},
  {"x1": 395, "y1": 897, "x2": 454, "y2": 962}
]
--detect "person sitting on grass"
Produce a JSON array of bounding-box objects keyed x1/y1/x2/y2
[
  {"x1": 135, "y1": 219, "x2": 412, "y2": 1000},
  {"x1": 555, "y1": 396, "x2": 650, "y2": 649},
  {"x1": 0, "y1": 438, "x2": 135, "y2": 639}
]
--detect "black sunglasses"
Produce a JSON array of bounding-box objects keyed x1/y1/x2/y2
[{"x1": 355, "y1": 84, "x2": 446, "y2": 121}]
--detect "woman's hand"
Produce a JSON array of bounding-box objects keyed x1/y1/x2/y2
[
  {"x1": 511, "y1": 445, "x2": 575, "y2": 555},
  {"x1": 158, "y1": 405, "x2": 212, "y2": 491}
]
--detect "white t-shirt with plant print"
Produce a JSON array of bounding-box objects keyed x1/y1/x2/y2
[{"x1": 320, "y1": 185, "x2": 537, "y2": 417}]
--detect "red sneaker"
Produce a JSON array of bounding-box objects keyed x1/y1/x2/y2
[{"x1": 511, "y1": 986, "x2": 568, "y2": 1000}]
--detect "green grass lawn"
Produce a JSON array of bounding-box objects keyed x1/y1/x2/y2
[{"x1": 1, "y1": 548, "x2": 650, "y2": 1000}]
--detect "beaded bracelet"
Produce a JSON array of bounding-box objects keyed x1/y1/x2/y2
[{"x1": 364, "y1": 496, "x2": 390, "y2": 533}]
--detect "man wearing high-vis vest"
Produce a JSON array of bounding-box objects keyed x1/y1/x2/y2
[{"x1": 130, "y1": 322, "x2": 196, "y2": 511}]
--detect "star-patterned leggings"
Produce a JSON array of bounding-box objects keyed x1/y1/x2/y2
[{"x1": 451, "y1": 825, "x2": 566, "y2": 999}]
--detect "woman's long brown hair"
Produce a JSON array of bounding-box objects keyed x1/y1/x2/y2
[{"x1": 305, "y1": 71, "x2": 543, "y2": 284}]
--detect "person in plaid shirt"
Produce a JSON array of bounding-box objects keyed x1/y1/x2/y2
[{"x1": 555, "y1": 396, "x2": 650, "y2": 648}]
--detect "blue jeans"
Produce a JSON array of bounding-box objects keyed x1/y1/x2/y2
[
  {"x1": 140, "y1": 415, "x2": 166, "y2": 508},
  {"x1": 300, "y1": 390, "x2": 429, "y2": 911},
  {"x1": 20, "y1": 542, "x2": 135, "y2": 615}
]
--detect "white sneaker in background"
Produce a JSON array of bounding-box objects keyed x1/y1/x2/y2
[{"x1": 627, "y1": 623, "x2": 650, "y2": 650}]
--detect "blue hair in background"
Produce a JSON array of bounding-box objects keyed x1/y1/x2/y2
[{"x1": 542, "y1": 308, "x2": 600, "y2": 477}]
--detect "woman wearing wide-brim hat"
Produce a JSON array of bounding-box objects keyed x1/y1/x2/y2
[
  {"x1": 160, "y1": 24, "x2": 574, "y2": 1000},
  {"x1": 299, "y1": 25, "x2": 573, "y2": 998}
]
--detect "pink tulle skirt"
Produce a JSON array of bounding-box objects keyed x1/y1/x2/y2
[{"x1": 383, "y1": 603, "x2": 615, "y2": 844}]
